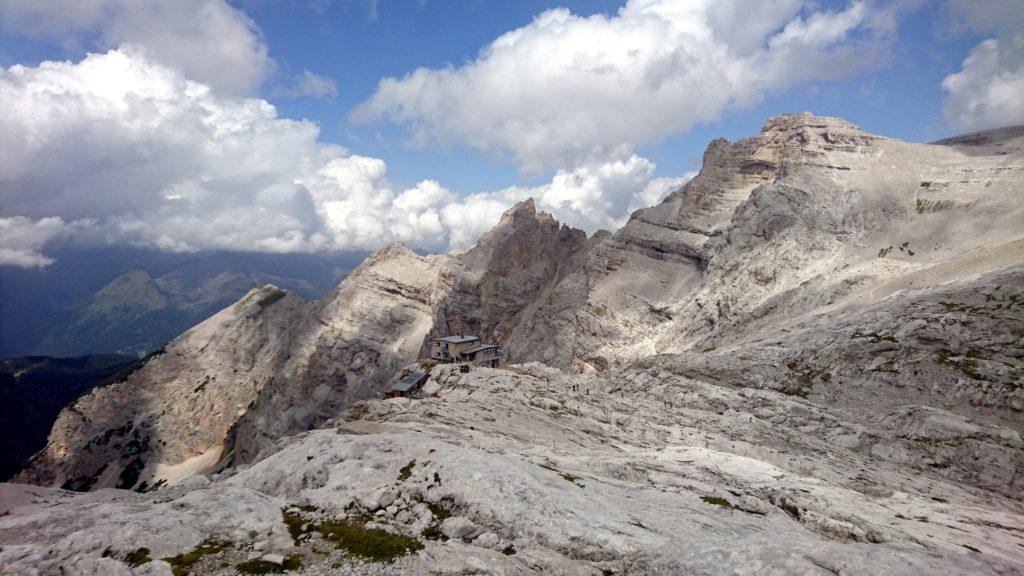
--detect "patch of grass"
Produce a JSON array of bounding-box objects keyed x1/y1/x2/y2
[
  {"x1": 321, "y1": 518, "x2": 423, "y2": 562},
  {"x1": 937, "y1": 301, "x2": 988, "y2": 315},
  {"x1": 398, "y1": 460, "x2": 416, "y2": 481},
  {"x1": 920, "y1": 181, "x2": 931, "y2": 187},
  {"x1": 236, "y1": 556, "x2": 303, "y2": 574},
  {"x1": 281, "y1": 507, "x2": 422, "y2": 563},
  {"x1": 779, "y1": 361, "x2": 828, "y2": 398},
  {"x1": 282, "y1": 505, "x2": 319, "y2": 545},
  {"x1": 851, "y1": 330, "x2": 898, "y2": 343},
  {"x1": 421, "y1": 523, "x2": 447, "y2": 541},
  {"x1": 163, "y1": 539, "x2": 232, "y2": 576},
  {"x1": 935, "y1": 348, "x2": 991, "y2": 381},
  {"x1": 126, "y1": 548, "x2": 152, "y2": 568},
  {"x1": 420, "y1": 498, "x2": 453, "y2": 541},
  {"x1": 103, "y1": 547, "x2": 152, "y2": 568},
  {"x1": 700, "y1": 495, "x2": 737, "y2": 510},
  {"x1": 425, "y1": 500, "x2": 452, "y2": 522}
]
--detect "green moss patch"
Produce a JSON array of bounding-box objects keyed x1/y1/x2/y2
[
  {"x1": 281, "y1": 506, "x2": 422, "y2": 563},
  {"x1": 420, "y1": 499, "x2": 453, "y2": 541},
  {"x1": 935, "y1": 348, "x2": 991, "y2": 381},
  {"x1": 125, "y1": 548, "x2": 152, "y2": 568},
  {"x1": 701, "y1": 495, "x2": 737, "y2": 510},
  {"x1": 851, "y1": 330, "x2": 897, "y2": 343},
  {"x1": 102, "y1": 547, "x2": 152, "y2": 568},
  {"x1": 163, "y1": 539, "x2": 232, "y2": 576},
  {"x1": 398, "y1": 460, "x2": 416, "y2": 481}
]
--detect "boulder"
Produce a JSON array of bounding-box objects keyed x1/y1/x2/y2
[
  {"x1": 474, "y1": 532, "x2": 500, "y2": 549},
  {"x1": 441, "y1": 516, "x2": 481, "y2": 541},
  {"x1": 260, "y1": 553, "x2": 285, "y2": 565}
]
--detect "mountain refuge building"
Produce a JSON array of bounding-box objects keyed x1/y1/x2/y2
[
  {"x1": 384, "y1": 370, "x2": 429, "y2": 399},
  {"x1": 430, "y1": 334, "x2": 501, "y2": 367},
  {"x1": 460, "y1": 344, "x2": 501, "y2": 367}
]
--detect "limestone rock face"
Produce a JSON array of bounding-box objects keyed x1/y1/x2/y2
[
  {"x1": 426, "y1": 198, "x2": 591, "y2": 356},
  {"x1": 507, "y1": 114, "x2": 1024, "y2": 373}
]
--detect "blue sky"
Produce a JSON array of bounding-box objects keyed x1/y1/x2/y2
[{"x1": 0, "y1": 0, "x2": 1021, "y2": 266}]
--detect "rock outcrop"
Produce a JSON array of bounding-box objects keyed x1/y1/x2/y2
[{"x1": 426, "y1": 198, "x2": 592, "y2": 355}]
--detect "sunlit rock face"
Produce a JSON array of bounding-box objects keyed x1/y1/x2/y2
[{"x1": 5, "y1": 115, "x2": 1022, "y2": 576}]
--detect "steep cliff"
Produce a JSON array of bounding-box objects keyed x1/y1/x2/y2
[{"x1": 427, "y1": 198, "x2": 592, "y2": 358}]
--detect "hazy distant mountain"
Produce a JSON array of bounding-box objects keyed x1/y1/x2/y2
[
  {"x1": 0, "y1": 247, "x2": 367, "y2": 358},
  {"x1": 0, "y1": 354, "x2": 136, "y2": 480}
]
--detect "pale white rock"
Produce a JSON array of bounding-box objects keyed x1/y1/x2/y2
[
  {"x1": 420, "y1": 380, "x2": 441, "y2": 396},
  {"x1": 441, "y1": 517, "x2": 482, "y2": 541},
  {"x1": 132, "y1": 561, "x2": 174, "y2": 576},
  {"x1": 474, "y1": 532, "x2": 500, "y2": 549},
  {"x1": 260, "y1": 553, "x2": 285, "y2": 565}
]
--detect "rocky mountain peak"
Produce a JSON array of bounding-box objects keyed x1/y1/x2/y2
[
  {"x1": 428, "y1": 197, "x2": 590, "y2": 349},
  {"x1": 759, "y1": 111, "x2": 865, "y2": 136},
  {"x1": 361, "y1": 241, "x2": 416, "y2": 265},
  {"x1": 502, "y1": 197, "x2": 536, "y2": 217},
  {"x1": 490, "y1": 197, "x2": 560, "y2": 232}
]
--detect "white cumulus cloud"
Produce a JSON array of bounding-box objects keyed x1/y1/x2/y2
[
  {"x1": 353, "y1": 0, "x2": 891, "y2": 173},
  {"x1": 0, "y1": 0, "x2": 272, "y2": 95},
  {"x1": 942, "y1": 35, "x2": 1024, "y2": 131},
  {"x1": 939, "y1": 1, "x2": 1024, "y2": 131},
  {"x1": 289, "y1": 69, "x2": 339, "y2": 100},
  {"x1": 0, "y1": 48, "x2": 685, "y2": 266}
]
